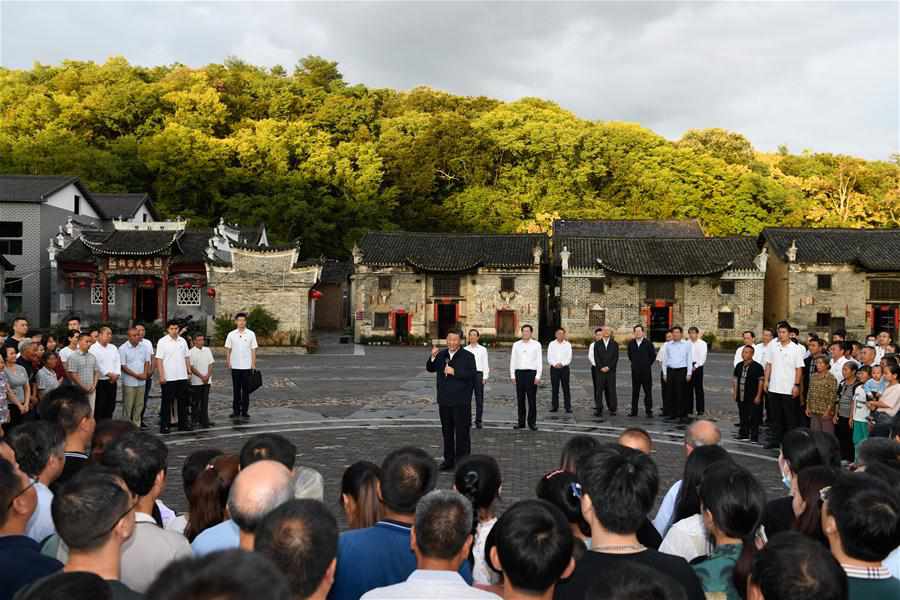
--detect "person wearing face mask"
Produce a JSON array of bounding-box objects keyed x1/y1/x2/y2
[{"x1": 761, "y1": 429, "x2": 839, "y2": 538}]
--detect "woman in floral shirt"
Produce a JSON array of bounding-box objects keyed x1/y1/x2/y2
[{"x1": 805, "y1": 356, "x2": 839, "y2": 434}]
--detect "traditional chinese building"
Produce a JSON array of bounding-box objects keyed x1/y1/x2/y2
[
  {"x1": 49, "y1": 220, "x2": 213, "y2": 326},
  {"x1": 554, "y1": 220, "x2": 765, "y2": 343},
  {"x1": 758, "y1": 228, "x2": 900, "y2": 339},
  {"x1": 351, "y1": 231, "x2": 548, "y2": 342}
]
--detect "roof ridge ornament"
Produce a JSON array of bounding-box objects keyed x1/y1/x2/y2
[{"x1": 786, "y1": 240, "x2": 798, "y2": 262}]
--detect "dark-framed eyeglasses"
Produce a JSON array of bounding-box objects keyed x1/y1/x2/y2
[{"x1": 7, "y1": 477, "x2": 36, "y2": 509}]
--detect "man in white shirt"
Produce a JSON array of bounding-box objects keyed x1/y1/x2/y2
[
  {"x1": 119, "y1": 327, "x2": 151, "y2": 427},
  {"x1": 547, "y1": 328, "x2": 573, "y2": 413},
  {"x1": 155, "y1": 320, "x2": 192, "y2": 433},
  {"x1": 656, "y1": 329, "x2": 673, "y2": 417},
  {"x1": 509, "y1": 324, "x2": 542, "y2": 431},
  {"x1": 464, "y1": 329, "x2": 490, "y2": 429},
  {"x1": 225, "y1": 312, "x2": 258, "y2": 422},
  {"x1": 764, "y1": 321, "x2": 806, "y2": 449},
  {"x1": 135, "y1": 323, "x2": 155, "y2": 430},
  {"x1": 830, "y1": 341, "x2": 850, "y2": 383},
  {"x1": 875, "y1": 330, "x2": 892, "y2": 365},
  {"x1": 733, "y1": 331, "x2": 766, "y2": 367},
  {"x1": 361, "y1": 490, "x2": 498, "y2": 600},
  {"x1": 687, "y1": 327, "x2": 707, "y2": 416},
  {"x1": 189, "y1": 333, "x2": 215, "y2": 429},
  {"x1": 89, "y1": 326, "x2": 121, "y2": 421}
]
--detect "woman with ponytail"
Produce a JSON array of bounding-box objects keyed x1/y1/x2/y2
[
  {"x1": 536, "y1": 469, "x2": 591, "y2": 561},
  {"x1": 183, "y1": 454, "x2": 240, "y2": 542},
  {"x1": 692, "y1": 462, "x2": 766, "y2": 600},
  {"x1": 340, "y1": 461, "x2": 383, "y2": 530},
  {"x1": 453, "y1": 455, "x2": 502, "y2": 586}
]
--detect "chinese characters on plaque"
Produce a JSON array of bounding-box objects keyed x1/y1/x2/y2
[{"x1": 106, "y1": 257, "x2": 164, "y2": 272}]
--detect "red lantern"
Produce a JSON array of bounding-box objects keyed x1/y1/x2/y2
[
  {"x1": 115, "y1": 277, "x2": 128, "y2": 286},
  {"x1": 184, "y1": 282, "x2": 193, "y2": 289},
  {"x1": 309, "y1": 289, "x2": 323, "y2": 299},
  {"x1": 79, "y1": 279, "x2": 88, "y2": 288},
  {"x1": 143, "y1": 277, "x2": 155, "y2": 288},
  {"x1": 206, "y1": 288, "x2": 216, "y2": 298}
]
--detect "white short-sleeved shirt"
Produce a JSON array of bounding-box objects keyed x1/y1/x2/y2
[
  {"x1": 766, "y1": 340, "x2": 806, "y2": 395},
  {"x1": 89, "y1": 342, "x2": 121, "y2": 380},
  {"x1": 189, "y1": 346, "x2": 215, "y2": 386},
  {"x1": 155, "y1": 335, "x2": 190, "y2": 382},
  {"x1": 225, "y1": 329, "x2": 258, "y2": 370},
  {"x1": 58, "y1": 346, "x2": 75, "y2": 365}
]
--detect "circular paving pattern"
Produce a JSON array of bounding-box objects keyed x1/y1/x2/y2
[{"x1": 160, "y1": 419, "x2": 784, "y2": 528}]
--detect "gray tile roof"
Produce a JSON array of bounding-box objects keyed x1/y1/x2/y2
[
  {"x1": 0, "y1": 174, "x2": 80, "y2": 202},
  {"x1": 561, "y1": 236, "x2": 759, "y2": 275},
  {"x1": 358, "y1": 231, "x2": 547, "y2": 272},
  {"x1": 58, "y1": 230, "x2": 212, "y2": 264},
  {"x1": 320, "y1": 259, "x2": 352, "y2": 284},
  {"x1": 91, "y1": 192, "x2": 157, "y2": 221},
  {"x1": 553, "y1": 219, "x2": 704, "y2": 239},
  {"x1": 760, "y1": 228, "x2": 900, "y2": 271}
]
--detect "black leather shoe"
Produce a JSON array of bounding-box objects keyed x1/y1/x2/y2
[
  {"x1": 160, "y1": 427, "x2": 170, "y2": 435},
  {"x1": 646, "y1": 412, "x2": 654, "y2": 418},
  {"x1": 627, "y1": 412, "x2": 638, "y2": 417},
  {"x1": 529, "y1": 425, "x2": 538, "y2": 431},
  {"x1": 549, "y1": 408, "x2": 559, "y2": 413},
  {"x1": 475, "y1": 422, "x2": 483, "y2": 429},
  {"x1": 513, "y1": 424, "x2": 526, "y2": 430},
  {"x1": 229, "y1": 413, "x2": 238, "y2": 419},
  {"x1": 565, "y1": 409, "x2": 573, "y2": 413},
  {"x1": 439, "y1": 462, "x2": 455, "y2": 471}
]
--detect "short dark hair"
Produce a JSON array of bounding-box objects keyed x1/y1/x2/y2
[
  {"x1": 182, "y1": 448, "x2": 224, "y2": 500},
  {"x1": 379, "y1": 446, "x2": 437, "y2": 514},
  {"x1": 750, "y1": 531, "x2": 847, "y2": 600},
  {"x1": 521, "y1": 324, "x2": 533, "y2": 332},
  {"x1": 240, "y1": 433, "x2": 297, "y2": 470},
  {"x1": 0, "y1": 322, "x2": 7, "y2": 335},
  {"x1": 559, "y1": 435, "x2": 600, "y2": 473},
  {"x1": 671, "y1": 325, "x2": 683, "y2": 333},
  {"x1": 468, "y1": 329, "x2": 480, "y2": 337},
  {"x1": 578, "y1": 444, "x2": 658, "y2": 534},
  {"x1": 493, "y1": 500, "x2": 573, "y2": 594},
  {"x1": 556, "y1": 327, "x2": 567, "y2": 333},
  {"x1": 834, "y1": 328, "x2": 847, "y2": 338},
  {"x1": 742, "y1": 330, "x2": 755, "y2": 338},
  {"x1": 790, "y1": 326, "x2": 800, "y2": 336},
  {"x1": 52, "y1": 468, "x2": 131, "y2": 551},
  {"x1": 101, "y1": 431, "x2": 168, "y2": 497},
  {"x1": 12, "y1": 316, "x2": 28, "y2": 326},
  {"x1": 594, "y1": 327, "x2": 603, "y2": 334},
  {"x1": 414, "y1": 490, "x2": 473, "y2": 559},
  {"x1": 66, "y1": 315, "x2": 82, "y2": 325},
  {"x1": 0, "y1": 458, "x2": 21, "y2": 527},
  {"x1": 688, "y1": 326, "x2": 699, "y2": 334},
  {"x1": 14, "y1": 571, "x2": 112, "y2": 600},
  {"x1": 39, "y1": 385, "x2": 92, "y2": 435},
  {"x1": 235, "y1": 312, "x2": 248, "y2": 320},
  {"x1": 776, "y1": 320, "x2": 790, "y2": 331},
  {"x1": 255, "y1": 500, "x2": 338, "y2": 599},
  {"x1": 826, "y1": 472, "x2": 900, "y2": 562},
  {"x1": 632, "y1": 325, "x2": 643, "y2": 332},
  {"x1": 146, "y1": 549, "x2": 292, "y2": 600},
  {"x1": 165, "y1": 319, "x2": 180, "y2": 328},
  {"x1": 7, "y1": 421, "x2": 65, "y2": 478},
  {"x1": 446, "y1": 329, "x2": 462, "y2": 339},
  {"x1": 585, "y1": 561, "x2": 687, "y2": 600},
  {"x1": 856, "y1": 437, "x2": 900, "y2": 468}
]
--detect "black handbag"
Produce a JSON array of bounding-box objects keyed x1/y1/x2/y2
[{"x1": 248, "y1": 369, "x2": 263, "y2": 394}]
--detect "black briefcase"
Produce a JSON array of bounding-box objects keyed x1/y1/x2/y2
[{"x1": 248, "y1": 369, "x2": 263, "y2": 394}]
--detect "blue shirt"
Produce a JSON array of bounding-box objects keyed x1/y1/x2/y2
[
  {"x1": 653, "y1": 480, "x2": 682, "y2": 535},
  {"x1": 0, "y1": 535, "x2": 62, "y2": 600},
  {"x1": 328, "y1": 520, "x2": 473, "y2": 600},
  {"x1": 119, "y1": 341, "x2": 151, "y2": 387},
  {"x1": 191, "y1": 518, "x2": 240, "y2": 556},
  {"x1": 663, "y1": 341, "x2": 694, "y2": 376},
  {"x1": 865, "y1": 378, "x2": 887, "y2": 396}
]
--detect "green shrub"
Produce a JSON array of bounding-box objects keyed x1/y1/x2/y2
[
  {"x1": 142, "y1": 322, "x2": 166, "y2": 345},
  {"x1": 213, "y1": 316, "x2": 233, "y2": 346},
  {"x1": 701, "y1": 333, "x2": 718, "y2": 349},
  {"x1": 247, "y1": 306, "x2": 279, "y2": 338}
]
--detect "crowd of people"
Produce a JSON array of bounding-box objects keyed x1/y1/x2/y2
[
  {"x1": 0, "y1": 372, "x2": 898, "y2": 600},
  {"x1": 0, "y1": 312, "x2": 258, "y2": 435},
  {"x1": 0, "y1": 315, "x2": 898, "y2": 600}
]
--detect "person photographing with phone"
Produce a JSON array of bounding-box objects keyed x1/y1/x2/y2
[{"x1": 426, "y1": 329, "x2": 476, "y2": 471}]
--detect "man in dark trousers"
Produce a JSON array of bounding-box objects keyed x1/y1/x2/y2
[
  {"x1": 426, "y1": 329, "x2": 477, "y2": 471},
  {"x1": 592, "y1": 325, "x2": 619, "y2": 416},
  {"x1": 627, "y1": 324, "x2": 656, "y2": 417}
]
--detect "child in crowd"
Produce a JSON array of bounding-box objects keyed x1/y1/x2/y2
[
  {"x1": 850, "y1": 366, "x2": 871, "y2": 453},
  {"x1": 865, "y1": 364, "x2": 886, "y2": 398},
  {"x1": 37, "y1": 352, "x2": 62, "y2": 399}
]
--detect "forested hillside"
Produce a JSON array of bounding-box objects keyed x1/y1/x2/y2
[{"x1": 1, "y1": 56, "x2": 897, "y2": 257}]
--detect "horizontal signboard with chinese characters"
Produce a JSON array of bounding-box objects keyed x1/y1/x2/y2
[{"x1": 106, "y1": 257, "x2": 164, "y2": 273}]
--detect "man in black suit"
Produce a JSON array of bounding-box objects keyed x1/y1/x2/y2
[
  {"x1": 592, "y1": 325, "x2": 619, "y2": 416},
  {"x1": 426, "y1": 329, "x2": 477, "y2": 471},
  {"x1": 627, "y1": 324, "x2": 657, "y2": 417}
]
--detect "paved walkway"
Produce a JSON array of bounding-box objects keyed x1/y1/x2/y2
[{"x1": 153, "y1": 340, "x2": 783, "y2": 520}]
